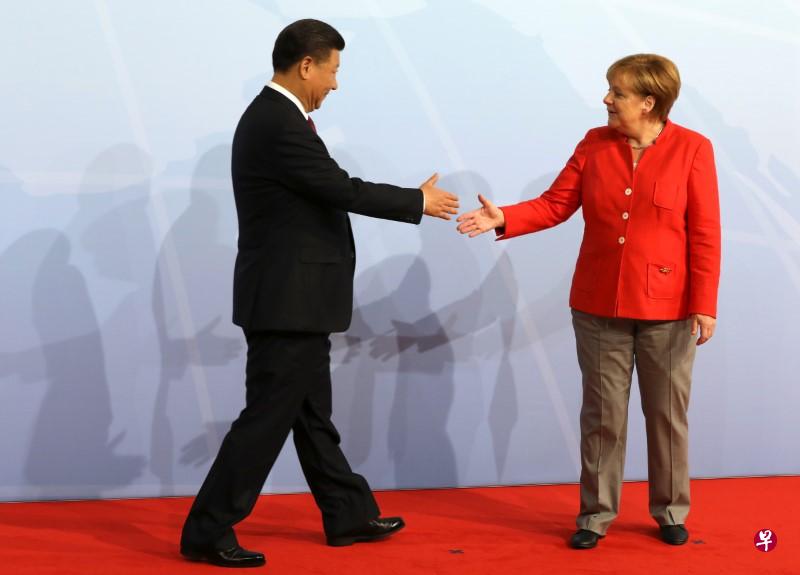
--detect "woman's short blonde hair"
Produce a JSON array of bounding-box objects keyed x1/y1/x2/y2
[{"x1": 607, "y1": 54, "x2": 681, "y2": 121}]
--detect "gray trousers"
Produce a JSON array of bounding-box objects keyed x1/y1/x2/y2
[{"x1": 571, "y1": 309, "x2": 696, "y2": 535}]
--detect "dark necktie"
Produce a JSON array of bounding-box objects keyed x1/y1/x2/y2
[{"x1": 307, "y1": 116, "x2": 317, "y2": 134}]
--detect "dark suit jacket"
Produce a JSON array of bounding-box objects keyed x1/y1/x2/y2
[{"x1": 231, "y1": 86, "x2": 423, "y2": 333}]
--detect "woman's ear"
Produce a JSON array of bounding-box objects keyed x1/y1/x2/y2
[{"x1": 642, "y1": 94, "x2": 656, "y2": 114}]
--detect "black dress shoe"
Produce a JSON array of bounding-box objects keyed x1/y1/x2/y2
[
  {"x1": 569, "y1": 529, "x2": 603, "y2": 549},
  {"x1": 659, "y1": 524, "x2": 689, "y2": 545},
  {"x1": 326, "y1": 516, "x2": 406, "y2": 547},
  {"x1": 181, "y1": 544, "x2": 266, "y2": 567}
]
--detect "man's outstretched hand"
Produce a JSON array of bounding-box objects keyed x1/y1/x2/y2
[{"x1": 421, "y1": 173, "x2": 459, "y2": 220}]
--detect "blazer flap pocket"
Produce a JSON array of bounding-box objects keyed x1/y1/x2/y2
[
  {"x1": 647, "y1": 261, "x2": 678, "y2": 299},
  {"x1": 300, "y1": 247, "x2": 343, "y2": 263},
  {"x1": 653, "y1": 180, "x2": 679, "y2": 209}
]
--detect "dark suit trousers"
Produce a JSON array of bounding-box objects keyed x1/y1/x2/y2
[{"x1": 181, "y1": 330, "x2": 379, "y2": 549}]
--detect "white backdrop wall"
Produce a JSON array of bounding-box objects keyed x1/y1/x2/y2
[{"x1": 1, "y1": 0, "x2": 798, "y2": 501}]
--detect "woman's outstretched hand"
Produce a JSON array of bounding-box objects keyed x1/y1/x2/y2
[{"x1": 456, "y1": 194, "x2": 505, "y2": 238}]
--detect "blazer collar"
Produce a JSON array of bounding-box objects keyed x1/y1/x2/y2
[
  {"x1": 653, "y1": 118, "x2": 675, "y2": 146},
  {"x1": 259, "y1": 85, "x2": 308, "y2": 121},
  {"x1": 614, "y1": 117, "x2": 675, "y2": 147}
]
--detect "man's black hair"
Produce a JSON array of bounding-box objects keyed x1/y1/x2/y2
[{"x1": 272, "y1": 19, "x2": 345, "y2": 72}]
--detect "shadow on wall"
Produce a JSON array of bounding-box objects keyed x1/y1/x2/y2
[
  {"x1": 384, "y1": 257, "x2": 458, "y2": 488},
  {"x1": 152, "y1": 144, "x2": 243, "y2": 495},
  {"x1": 328, "y1": 171, "x2": 486, "y2": 489},
  {"x1": 6, "y1": 229, "x2": 143, "y2": 495},
  {"x1": 71, "y1": 144, "x2": 161, "y2": 495},
  {"x1": 25, "y1": 144, "x2": 170, "y2": 496},
  {"x1": 332, "y1": 251, "x2": 458, "y2": 489},
  {"x1": 332, "y1": 170, "x2": 507, "y2": 488},
  {"x1": 327, "y1": 167, "x2": 580, "y2": 488},
  {"x1": 0, "y1": 164, "x2": 73, "y2": 383},
  {"x1": 0, "y1": 144, "x2": 165, "y2": 498}
]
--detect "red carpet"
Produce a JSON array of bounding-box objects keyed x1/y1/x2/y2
[{"x1": 0, "y1": 477, "x2": 795, "y2": 574}]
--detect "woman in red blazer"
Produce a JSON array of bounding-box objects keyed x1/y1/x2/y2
[{"x1": 457, "y1": 54, "x2": 720, "y2": 549}]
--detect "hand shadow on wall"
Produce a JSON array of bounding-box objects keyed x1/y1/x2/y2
[
  {"x1": 368, "y1": 169, "x2": 575, "y2": 482},
  {"x1": 362, "y1": 169, "x2": 523, "y2": 488},
  {"x1": 332, "y1": 170, "x2": 523, "y2": 488}
]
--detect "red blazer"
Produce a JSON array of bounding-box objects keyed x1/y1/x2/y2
[{"x1": 500, "y1": 120, "x2": 721, "y2": 320}]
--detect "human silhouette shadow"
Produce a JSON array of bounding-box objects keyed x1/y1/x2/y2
[
  {"x1": 0, "y1": 229, "x2": 50, "y2": 389},
  {"x1": 68, "y1": 144, "x2": 166, "y2": 495},
  {"x1": 378, "y1": 257, "x2": 458, "y2": 488},
  {"x1": 16, "y1": 229, "x2": 144, "y2": 495},
  {"x1": 374, "y1": 170, "x2": 524, "y2": 480},
  {"x1": 0, "y1": 165, "x2": 71, "y2": 386},
  {"x1": 329, "y1": 302, "x2": 386, "y2": 470},
  {"x1": 504, "y1": 172, "x2": 578, "y2": 331},
  {"x1": 327, "y1": 252, "x2": 428, "y2": 485},
  {"x1": 491, "y1": 172, "x2": 582, "y2": 478},
  {"x1": 152, "y1": 144, "x2": 243, "y2": 495},
  {"x1": 368, "y1": 170, "x2": 574, "y2": 480},
  {"x1": 2, "y1": 145, "x2": 161, "y2": 497}
]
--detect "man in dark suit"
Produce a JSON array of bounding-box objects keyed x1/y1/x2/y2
[{"x1": 180, "y1": 19, "x2": 459, "y2": 568}]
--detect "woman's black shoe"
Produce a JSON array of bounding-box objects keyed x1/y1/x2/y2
[{"x1": 569, "y1": 529, "x2": 603, "y2": 549}]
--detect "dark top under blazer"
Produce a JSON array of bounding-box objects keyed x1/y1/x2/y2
[{"x1": 231, "y1": 87, "x2": 423, "y2": 333}]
